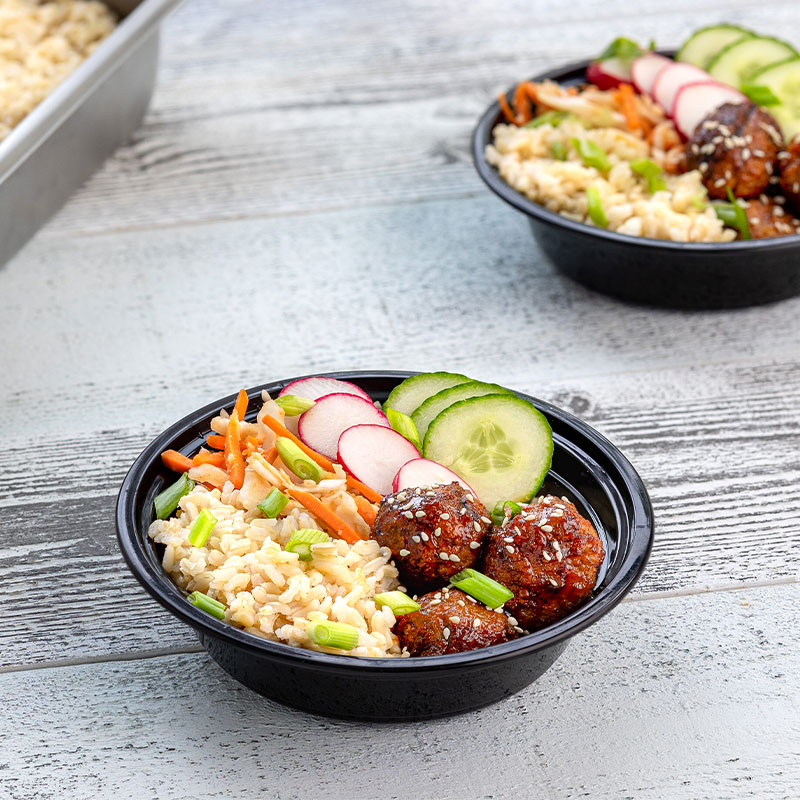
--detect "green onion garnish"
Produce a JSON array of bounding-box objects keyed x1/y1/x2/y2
[
  {"x1": 491, "y1": 500, "x2": 522, "y2": 527},
  {"x1": 525, "y1": 110, "x2": 569, "y2": 129},
  {"x1": 306, "y1": 619, "x2": 360, "y2": 650},
  {"x1": 286, "y1": 528, "x2": 330, "y2": 560},
  {"x1": 586, "y1": 185, "x2": 608, "y2": 228},
  {"x1": 713, "y1": 188, "x2": 751, "y2": 240},
  {"x1": 188, "y1": 508, "x2": 217, "y2": 547},
  {"x1": 153, "y1": 472, "x2": 195, "y2": 520},
  {"x1": 597, "y1": 36, "x2": 642, "y2": 62},
  {"x1": 385, "y1": 408, "x2": 422, "y2": 451},
  {"x1": 740, "y1": 84, "x2": 781, "y2": 107},
  {"x1": 373, "y1": 590, "x2": 421, "y2": 616},
  {"x1": 187, "y1": 590, "x2": 226, "y2": 620},
  {"x1": 571, "y1": 138, "x2": 611, "y2": 172},
  {"x1": 449, "y1": 568, "x2": 514, "y2": 609},
  {"x1": 275, "y1": 437, "x2": 322, "y2": 482},
  {"x1": 274, "y1": 394, "x2": 316, "y2": 416},
  {"x1": 630, "y1": 158, "x2": 667, "y2": 193},
  {"x1": 258, "y1": 487, "x2": 290, "y2": 518},
  {"x1": 551, "y1": 141, "x2": 568, "y2": 161}
]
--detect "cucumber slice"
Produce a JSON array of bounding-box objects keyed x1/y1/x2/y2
[
  {"x1": 412, "y1": 380, "x2": 513, "y2": 442},
  {"x1": 708, "y1": 35, "x2": 799, "y2": 88},
  {"x1": 384, "y1": 371, "x2": 470, "y2": 416},
  {"x1": 751, "y1": 57, "x2": 800, "y2": 141},
  {"x1": 422, "y1": 394, "x2": 553, "y2": 509},
  {"x1": 677, "y1": 25, "x2": 755, "y2": 69}
]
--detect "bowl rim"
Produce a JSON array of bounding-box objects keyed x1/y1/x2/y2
[
  {"x1": 471, "y1": 54, "x2": 800, "y2": 252},
  {"x1": 116, "y1": 370, "x2": 654, "y2": 673}
]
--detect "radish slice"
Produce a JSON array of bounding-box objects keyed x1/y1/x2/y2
[
  {"x1": 652, "y1": 62, "x2": 711, "y2": 114},
  {"x1": 278, "y1": 376, "x2": 371, "y2": 402},
  {"x1": 337, "y1": 425, "x2": 420, "y2": 496},
  {"x1": 631, "y1": 53, "x2": 672, "y2": 96},
  {"x1": 672, "y1": 81, "x2": 746, "y2": 138},
  {"x1": 298, "y1": 393, "x2": 390, "y2": 459},
  {"x1": 392, "y1": 458, "x2": 475, "y2": 495},
  {"x1": 586, "y1": 58, "x2": 631, "y2": 90}
]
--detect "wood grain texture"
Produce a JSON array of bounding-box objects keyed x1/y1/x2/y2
[
  {"x1": 1, "y1": 584, "x2": 798, "y2": 800},
  {"x1": 20, "y1": 0, "x2": 800, "y2": 237}
]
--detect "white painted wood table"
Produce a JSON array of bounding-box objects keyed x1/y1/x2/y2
[{"x1": 2, "y1": 0, "x2": 799, "y2": 797}]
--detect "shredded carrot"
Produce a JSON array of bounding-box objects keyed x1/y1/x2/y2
[
  {"x1": 234, "y1": 388, "x2": 249, "y2": 421},
  {"x1": 206, "y1": 434, "x2": 226, "y2": 450},
  {"x1": 261, "y1": 415, "x2": 335, "y2": 470},
  {"x1": 286, "y1": 488, "x2": 362, "y2": 545},
  {"x1": 192, "y1": 449, "x2": 226, "y2": 468},
  {"x1": 346, "y1": 476, "x2": 382, "y2": 504},
  {"x1": 499, "y1": 81, "x2": 538, "y2": 126},
  {"x1": 260, "y1": 414, "x2": 384, "y2": 502},
  {"x1": 354, "y1": 495, "x2": 377, "y2": 526},
  {"x1": 224, "y1": 410, "x2": 245, "y2": 489},
  {"x1": 616, "y1": 83, "x2": 643, "y2": 133},
  {"x1": 161, "y1": 449, "x2": 193, "y2": 473},
  {"x1": 264, "y1": 446, "x2": 278, "y2": 463},
  {"x1": 498, "y1": 91, "x2": 518, "y2": 124}
]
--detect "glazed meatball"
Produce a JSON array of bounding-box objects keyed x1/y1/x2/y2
[
  {"x1": 395, "y1": 588, "x2": 518, "y2": 656},
  {"x1": 743, "y1": 197, "x2": 799, "y2": 239},
  {"x1": 371, "y1": 483, "x2": 491, "y2": 592},
  {"x1": 482, "y1": 495, "x2": 605, "y2": 631},
  {"x1": 686, "y1": 102, "x2": 782, "y2": 199},
  {"x1": 779, "y1": 137, "x2": 800, "y2": 213}
]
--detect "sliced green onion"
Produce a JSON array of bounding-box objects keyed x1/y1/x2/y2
[
  {"x1": 306, "y1": 619, "x2": 360, "y2": 650},
  {"x1": 258, "y1": 487, "x2": 289, "y2": 518},
  {"x1": 551, "y1": 141, "x2": 568, "y2": 161},
  {"x1": 740, "y1": 84, "x2": 781, "y2": 107},
  {"x1": 713, "y1": 188, "x2": 751, "y2": 240},
  {"x1": 449, "y1": 568, "x2": 514, "y2": 609},
  {"x1": 570, "y1": 138, "x2": 611, "y2": 172},
  {"x1": 586, "y1": 185, "x2": 608, "y2": 228},
  {"x1": 275, "y1": 437, "x2": 322, "y2": 482},
  {"x1": 525, "y1": 110, "x2": 569, "y2": 129},
  {"x1": 286, "y1": 528, "x2": 330, "y2": 560},
  {"x1": 691, "y1": 192, "x2": 708, "y2": 211},
  {"x1": 274, "y1": 394, "x2": 316, "y2": 416},
  {"x1": 630, "y1": 158, "x2": 667, "y2": 193},
  {"x1": 597, "y1": 36, "x2": 642, "y2": 61},
  {"x1": 187, "y1": 590, "x2": 226, "y2": 620},
  {"x1": 385, "y1": 408, "x2": 422, "y2": 451},
  {"x1": 154, "y1": 472, "x2": 195, "y2": 520},
  {"x1": 373, "y1": 590, "x2": 421, "y2": 616},
  {"x1": 491, "y1": 500, "x2": 523, "y2": 527},
  {"x1": 188, "y1": 508, "x2": 217, "y2": 547}
]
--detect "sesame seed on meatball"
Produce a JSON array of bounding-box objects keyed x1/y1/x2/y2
[
  {"x1": 371, "y1": 482, "x2": 491, "y2": 592},
  {"x1": 395, "y1": 587, "x2": 518, "y2": 656},
  {"x1": 482, "y1": 495, "x2": 605, "y2": 631}
]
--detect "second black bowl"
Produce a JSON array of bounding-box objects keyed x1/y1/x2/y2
[
  {"x1": 472, "y1": 58, "x2": 800, "y2": 309},
  {"x1": 117, "y1": 371, "x2": 653, "y2": 721}
]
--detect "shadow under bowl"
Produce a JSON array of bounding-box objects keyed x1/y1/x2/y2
[
  {"x1": 472, "y1": 58, "x2": 800, "y2": 309},
  {"x1": 117, "y1": 371, "x2": 654, "y2": 721}
]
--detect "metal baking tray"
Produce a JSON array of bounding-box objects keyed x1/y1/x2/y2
[{"x1": 0, "y1": 0, "x2": 182, "y2": 266}]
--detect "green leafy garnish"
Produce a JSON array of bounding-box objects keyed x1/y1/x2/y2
[
  {"x1": 571, "y1": 138, "x2": 611, "y2": 172},
  {"x1": 525, "y1": 110, "x2": 570, "y2": 129},
  {"x1": 631, "y1": 158, "x2": 667, "y2": 193},
  {"x1": 740, "y1": 84, "x2": 781, "y2": 107},
  {"x1": 713, "y1": 188, "x2": 751, "y2": 240},
  {"x1": 597, "y1": 37, "x2": 643, "y2": 62}
]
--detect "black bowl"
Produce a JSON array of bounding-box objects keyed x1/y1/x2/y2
[
  {"x1": 117, "y1": 371, "x2": 653, "y2": 721},
  {"x1": 472, "y1": 58, "x2": 800, "y2": 309}
]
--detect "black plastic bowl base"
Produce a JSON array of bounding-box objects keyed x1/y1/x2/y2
[
  {"x1": 117, "y1": 371, "x2": 654, "y2": 721},
  {"x1": 473, "y1": 58, "x2": 800, "y2": 309}
]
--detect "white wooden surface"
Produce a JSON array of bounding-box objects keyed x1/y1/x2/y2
[{"x1": 2, "y1": 0, "x2": 799, "y2": 796}]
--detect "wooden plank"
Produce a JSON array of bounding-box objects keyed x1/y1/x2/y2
[
  {"x1": 1, "y1": 355, "x2": 798, "y2": 666},
  {"x1": 26, "y1": 0, "x2": 800, "y2": 236},
  {"x1": 1, "y1": 584, "x2": 798, "y2": 798}
]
